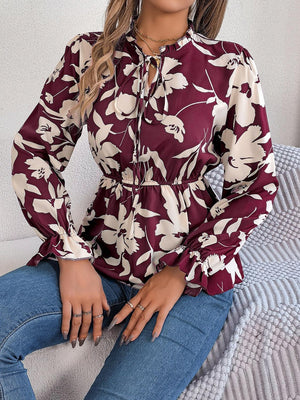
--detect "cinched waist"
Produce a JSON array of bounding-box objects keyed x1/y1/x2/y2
[{"x1": 100, "y1": 174, "x2": 206, "y2": 187}]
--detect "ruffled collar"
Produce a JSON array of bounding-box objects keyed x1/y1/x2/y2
[{"x1": 124, "y1": 16, "x2": 195, "y2": 55}]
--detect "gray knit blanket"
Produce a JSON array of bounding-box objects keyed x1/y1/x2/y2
[{"x1": 179, "y1": 143, "x2": 300, "y2": 400}]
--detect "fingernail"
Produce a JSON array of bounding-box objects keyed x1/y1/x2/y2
[
  {"x1": 62, "y1": 332, "x2": 68, "y2": 340},
  {"x1": 94, "y1": 336, "x2": 101, "y2": 346},
  {"x1": 71, "y1": 339, "x2": 77, "y2": 348},
  {"x1": 106, "y1": 308, "x2": 111, "y2": 317},
  {"x1": 119, "y1": 335, "x2": 126, "y2": 347},
  {"x1": 107, "y1": 317, "x2": 117, "y2": 331},
  {"x1": 79, "y1": 338, "x2": 86, "y2": 346},
  {"x1": 151, "y1": 332, "x2": 158, "y2": 343},
  {"x1": 125, "y1": 335, "x2": 133, "y2": 345}
]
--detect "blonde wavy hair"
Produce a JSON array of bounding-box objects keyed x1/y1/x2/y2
[{"x1": 71, "y1": 0, "x2": 228, "y2": 124}]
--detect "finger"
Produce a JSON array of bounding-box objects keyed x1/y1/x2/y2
[
  {"x1": 101, "y1": 289, "x2": 110, "y2": 316},
  {"x1": 122, "y1": 300, "x2": 152, "y2": 336},
  {"x1": 109, "y1": 293, "x2": 142, "y2": 328},
  {"x1": 152, "y1": 308, "x2": 169, "y2": 342},
  {"x1": 122, "y1": 305, "x2": 144, "y2": 336},
  {"x1": 123, "y1": 306, "x2": 156, "y2": 343},
  {"x1": 78, "y1": 305, "x2": 93, "y2": 346},
  {"x1": 61, "y1": 301, "x2": 72, "y2": 339},
  {"x1": 69, "y1": 305, "x2": 82, "y2": 347},
  {"x1": 91, "y1": 303, "x2": 104, "y2": 346}
]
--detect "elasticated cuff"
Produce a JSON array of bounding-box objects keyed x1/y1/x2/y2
[
  {"x1": 156, "y1": 243, "x2": 244, "y2": 296},
  {"x1": 156, "y1": 244, "x2": 207, "y2": 296},
  {"x1": 26, "y1": 231, "x2": 94, "y2": 266}
]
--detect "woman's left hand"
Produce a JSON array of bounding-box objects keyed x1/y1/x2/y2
[{"x1": 108, "y1": 266, "x2": 186, "y2": 344}]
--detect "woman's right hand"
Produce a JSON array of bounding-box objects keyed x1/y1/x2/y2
[{"x1": 57, "y1": 258, "x2": 110, "y2": 347}]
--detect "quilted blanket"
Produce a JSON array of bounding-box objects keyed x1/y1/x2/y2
[{"x1": 179, "y1": 143, "x2": 300, "y2": 400}]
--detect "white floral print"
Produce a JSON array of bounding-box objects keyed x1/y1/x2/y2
[{"x1": 11, "y1": 18, "x2": 279, "y2": 296}]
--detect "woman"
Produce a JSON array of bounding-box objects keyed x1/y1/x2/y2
[{"x1": 0, "y1": 0, "x2": 279, "y2": 399}]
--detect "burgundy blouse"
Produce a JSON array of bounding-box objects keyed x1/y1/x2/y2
[{"x1": 11, "y1": 18, "x2": 279, "y2": 296}]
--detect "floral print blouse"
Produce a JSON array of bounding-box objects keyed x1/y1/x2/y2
[{"x1": 11, "y1": 17, "x2": 279, "y2": 296}]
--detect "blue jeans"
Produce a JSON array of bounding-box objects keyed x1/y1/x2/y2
[{"x1": 0, "y1": 259, "x2": 233, "y2": 400}]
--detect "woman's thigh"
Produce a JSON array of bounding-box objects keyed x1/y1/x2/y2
[
  {"x1": 0, "y1": 259, "x2": 133, "y2": 399},
  {"x1": 84, "y1": 287, "x2": 234, "y2": 400},
  {"x1": 0, "y1": 259, "x2": 130, "y2": 363},
  {"x1": 0, "y1": 259, "x2": 67, "y2": 362}
]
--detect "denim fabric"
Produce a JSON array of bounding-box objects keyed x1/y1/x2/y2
[{"x1": 0, "y1": 259, "x2": 233, "y2": 400}]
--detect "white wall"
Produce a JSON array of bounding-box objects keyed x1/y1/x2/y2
[
  {"x1": 218, "y1": 0, "x2": 300, "y2": 147},
  {"x1": 1, "y1": 1, "x2": 300, "y2": 147},
  {"x1": 1, "y1": 0, "x2": 299, "y2": 243}
]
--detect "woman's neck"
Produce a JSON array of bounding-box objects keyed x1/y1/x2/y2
[{"x1": 133, "y1": 7, "x2": 189, "y2": 55}]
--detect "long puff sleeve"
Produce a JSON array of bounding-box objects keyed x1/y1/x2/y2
[
  {"x1": 11, "y1": 33, "x2": 93, "y2": 266},
  {"x1": 156, "y1": 46, "x2": 280, "y2": 296}
]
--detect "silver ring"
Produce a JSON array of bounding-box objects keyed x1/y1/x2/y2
[
  {"x1": 82, "y1": 310, "x2": 92, "y2": 315},
  {"x1": 73, "y1": 313, "x2": 82, "y2": 318},
  {"x1": 93, "y1": 314, "x2": 104, "y2": 319},
  {"x1": 137, "y1": 304, "x2": 145, "y2": 311},
  {"x1": 126, "y1": 301, "x2": 134, "y2": 309}
]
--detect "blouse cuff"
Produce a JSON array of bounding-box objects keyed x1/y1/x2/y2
[
  {"x1": 26, "y1": 231, "x2": 94, "y2": 266},
  {"x1": 156, "y1": 244, "x2": 206, "y2": 297}
]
